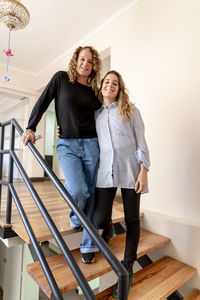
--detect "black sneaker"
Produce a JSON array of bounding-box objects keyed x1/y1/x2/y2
[
  {"x1": 70, "y1": 219, "x2": 82, "y2": 232},
  {"x1": 72, "y1": 225, "x2": 82, "y2": 232},
  {"x1": 112, "y1": 261, "x2": 134, "y2": 298},
  {"x1": 82, "y1": 252, "x2": 95, "y2": 264}
]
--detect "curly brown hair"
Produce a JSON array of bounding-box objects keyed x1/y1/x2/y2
[
  {"x1": 99, "y1": 70, "x2": 134, "y2": 121},
  {"x1": 68, "y1": 46, "x2": 101, "y2": 95}
]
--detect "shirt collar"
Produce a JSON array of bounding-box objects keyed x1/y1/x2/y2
[{"x1": 100, "y1": 101, "x2": 118, "y2": 111}]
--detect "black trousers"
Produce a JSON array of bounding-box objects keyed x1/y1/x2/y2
[{"x1": 93, "y1": 187, "x2": 140, "y2": 264}]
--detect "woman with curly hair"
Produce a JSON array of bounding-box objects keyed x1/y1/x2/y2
[
  {"x1": 93, "y1": 70, "x2": 150, "y2": 297},
  {"x1": 22, "y1": 46, "x2": 102, "y2": 263}
]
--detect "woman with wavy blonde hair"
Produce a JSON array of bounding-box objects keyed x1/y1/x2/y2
[
  {"x1": 68, "y1": 46, "x2": 101, "y2": 95},
  {"x1": 93, "y1": 70, "x2": 150, "y2": 297},
  {"x1": 22, "y1": 46, "x2": 102, "y2": 264}
]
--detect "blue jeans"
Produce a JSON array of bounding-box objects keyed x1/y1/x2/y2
[{"x1": 56, "y1": 138, "x2": 99, "y2": 253}]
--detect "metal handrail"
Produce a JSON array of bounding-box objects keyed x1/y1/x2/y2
[
  {"x1": 9, "y1": 183, "x2": 63, "y2": 299},
  {"x1": 0, "y1": 118, "x2": 128, "y2": 300},
  {"x1": 10, "y1": 149, "x2": 96, "y2": 300}
]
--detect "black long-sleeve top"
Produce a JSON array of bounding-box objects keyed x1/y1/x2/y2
[{"x1": 27, "y1": 71, "x2": 102, "y2": 139}]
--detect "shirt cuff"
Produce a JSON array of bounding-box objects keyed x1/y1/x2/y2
[{"x1": 136, "y1": 149, "x2": 150, "y2": 171}]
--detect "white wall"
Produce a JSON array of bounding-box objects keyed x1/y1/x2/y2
[
  {"x1": 0, "y1": 95, "x2": 45, "y2": 178},
  {"x1": 0, "y1": 241, "x2": 23, "y2": 300},
  {"x1": 45, "y1": 109, "x2": 55, "y2": 156},
  {"x1": 141, "y1": 210, "x2": 200, "y2": 296},
  {"x1": 0, "y1": 61, "x2": 37, "y2": 91},
  {"x1": 30, "y1": 0, "x2": 200, "y2": 224},
  {"x1": 0, "y1": 98, "x2": 29, "y2": 179},
  {"x1": 21, "y1": 96, "x2": 45, "y2": 178},
  {"x1": 80, "y1": 0, "x2": 200, "y2": 224}
]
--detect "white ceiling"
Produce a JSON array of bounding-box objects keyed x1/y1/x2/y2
[
  {"x1": 0, "y1": 0, "x2": 136, "y2": 75},
  {"x1": 0, "y1": 0, "x2": 137, "y2": 113}
]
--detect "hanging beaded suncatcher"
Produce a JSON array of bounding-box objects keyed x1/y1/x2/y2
[
  {"x1": 0, "y1": 0, "x2": 30, "y2": 82},
  {"x1": 3, "y1": 30, "x2": 14, "y2": 82}
]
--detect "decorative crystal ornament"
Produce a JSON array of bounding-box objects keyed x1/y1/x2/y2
[
  {"x1": 0, "y1": 0, "x2": 30, "y2": 82},
  {"x1": 0, "y1": 0, "x2": 30, "y2": 31}
]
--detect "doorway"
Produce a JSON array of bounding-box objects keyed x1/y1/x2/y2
[{"x1": 44, "y1": 102, "x2": 55, "y2": 176}]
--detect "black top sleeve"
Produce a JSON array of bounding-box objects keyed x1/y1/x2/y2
[
  {"x1": 26, "y1": 71, "x2": 101, "y2": 138},
  {"x1": 26, "y1": 71, "x2": 61, "y2": 132}
]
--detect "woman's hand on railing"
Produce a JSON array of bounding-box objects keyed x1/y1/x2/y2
[{"x1": 22, "y1": 129, "x2": 36, "y2": 146}]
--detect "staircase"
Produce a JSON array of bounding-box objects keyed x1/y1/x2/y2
[
  {"x1": 25, "y1": 212, "x2": 197, "y2": 300},
  {"x1": 0, "y1": 119, "x2": 198, "y2": 300},
  {"x1": 26, "y1": 229, "x2": 170, "y2": 298},
  {"x1": 0, "y1": 184, "x2": 198, "y2": 300}
]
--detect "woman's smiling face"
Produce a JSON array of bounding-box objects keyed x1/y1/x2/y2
[
  {"x1": 101, "y1": 73, "x2": 119, "y2": 102},
  {"x1": 76, "y1": 48, "x2": 93, "y2": 80}
]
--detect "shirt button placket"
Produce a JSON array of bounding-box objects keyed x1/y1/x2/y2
[{"x1": 107, "y1": 108, "x2": 114, "y2": 185}]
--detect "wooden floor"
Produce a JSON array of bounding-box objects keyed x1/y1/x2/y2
[{"x1": 0, "y1": 181, "x2": 128, "y2": 243}]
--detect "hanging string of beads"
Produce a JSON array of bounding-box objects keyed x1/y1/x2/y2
[
  {"x1": 3, "y1": 30, "x2": 14, "y2": 82},
  {"x1": 0, "y1": 0, "x2": 30, "y2": 82}
]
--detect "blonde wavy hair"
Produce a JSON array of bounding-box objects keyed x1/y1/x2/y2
[
  {"x1": 99, "y1": 70, "x2": 134, "y2": 121},
  {"x1": 68, "y1": 46, "x2": 101, "y2": 95}
]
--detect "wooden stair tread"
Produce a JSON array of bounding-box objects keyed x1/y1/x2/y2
[
  {"x1": 97, "y1": 256, "x2": 197, "y2": 300},
  {"x1": 129, "y1": 256, "x2": 196, "y2": 299},
  {"x1": 11, "y1": 200, "x2": 132, "y2": 244},
  {"x1": 12, "y1": 215, "x2": 76, "y2": 244},
  {"x1": 12, "y1": 203, "x2": 142, "y2": 244},
  {"x1": 184, "y1": 289, "x2": 200, "y2": 300},
  {"x1": 26, "y1": 229, "x2": 170, "y2": 298}
]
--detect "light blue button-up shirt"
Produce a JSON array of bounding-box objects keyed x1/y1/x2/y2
[{"x1": 95, "y1": 102, "x2": 150, "y2": 189}]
